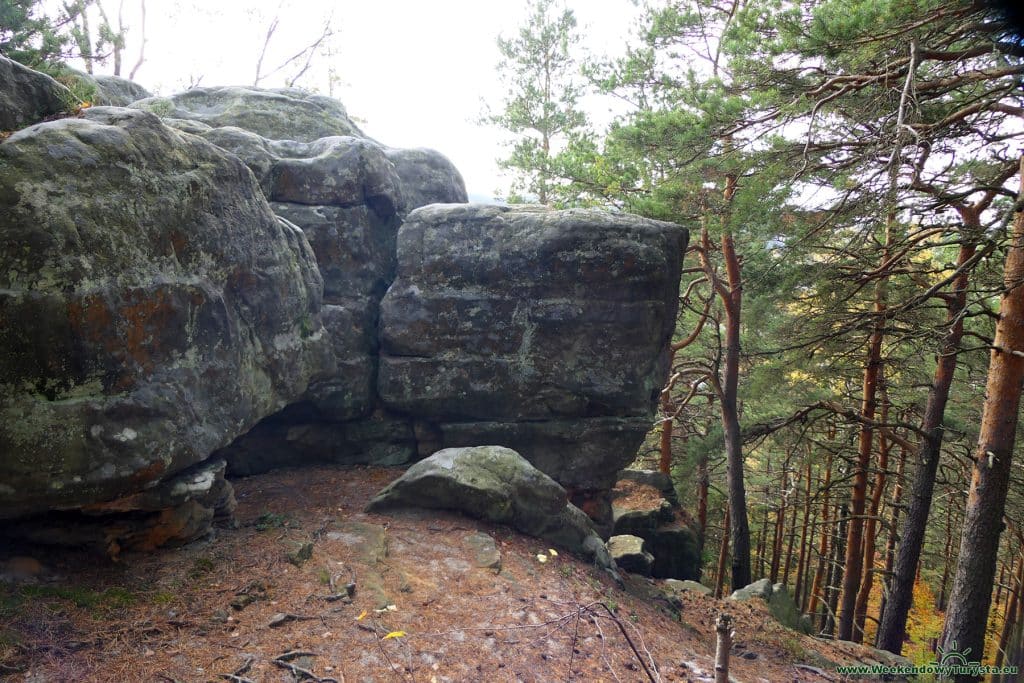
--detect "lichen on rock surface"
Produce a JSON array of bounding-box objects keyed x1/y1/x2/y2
[
  {"x1": 378, "y1": 204, "x2": 688, "y2": 496},
  {"x1": 0, "y1": 107, "x2": 330, "y2": 519},
  {"x1": 366, "y1": 445, "x2": 618, "y2": 576},
  {"x1": 131, "y1": 86, "x2": 364, "y2": 142}
]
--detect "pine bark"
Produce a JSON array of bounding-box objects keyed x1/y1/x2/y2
[
  {"x1": 838, "y1": 279, "x2": 886, "y2": 641},
  {"x1": 996, "y1": 555, "x2": 1023, "y2": 668},
  {"x1": 876, "y1": 443, "x2": 907, "y2": 637}
]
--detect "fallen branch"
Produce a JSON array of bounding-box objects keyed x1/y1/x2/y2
[{"x1": 271, "y1": 651, "x2": 338, "y2": 683}]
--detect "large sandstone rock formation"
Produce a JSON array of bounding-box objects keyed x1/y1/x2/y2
[
  {"x1": 0, "y1": 108, "x2": 329, "y2": 527},
  {"x1": 1, "y1": 66, "x2": 688, "y2": 551},
  {"x1": 379, "y1": 204, "x2": 687, "y2": 499}
]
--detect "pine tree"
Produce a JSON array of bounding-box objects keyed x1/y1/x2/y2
[
  {"x1": 484, "y1": 0, "x2": 588, "y2": 205},
  {"x1": 0, "y1": 0, "x2": 79, "y2": 67}
]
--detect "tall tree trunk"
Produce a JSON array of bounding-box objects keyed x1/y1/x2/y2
[
  {"x1": 826, "y1": 503, "x2": 849, "y2": 637},
  {"x1": 697, "y1": 452, "x2": 710, "y2": 541},
  {"x1": 854, "y1": 380, "x2": 892, "y2": 642},
  {"x1": 659, "y1": 371, "x2": 674, "y2": 475},
  {"x1": 941, "y1": 158, "x2": 1024, "y2": 674},
  {"x1": 756, "y1": 475, "x2": 770, "y2": 578},
  {"x1": 699, "y1": 173, "x2": 751, "y2": 590},
  {"x1": 876, "y1": 443, "x2": 907, "y2": 639},
  {"x1": 770, "y1": 463, "x2": 787, "y2": 583},
  {"x1": 937, "y1": 499, "x2": 955, "y2": 611},
  {"x1": 783, "y1": 465, "x2": 802, "y2": 586},
  {"x1": 795, "y1": 458, "x2": 814, "y2": 607},
  {"x1": 808, "y1": 453, "x2": 833, "y2": 621},
  {"x1": 997, "y1": 559, "x2": 1023, "y2": 668},
  {"x1": 875, "y1": 223, "x2": 980, "y2": 653},
  {"x1": 838, "y1": 264, "x2": 887, "y2": 641}
]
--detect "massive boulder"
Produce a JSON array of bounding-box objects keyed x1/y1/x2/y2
[
  {"x1": 378, "y1": 204, "x2": 687, "y2": 499},
  {"x1": 0, "y1": 56, "x2": 69, "y2": 131},
  {"x1": 0, "y1": 107, "x2": 329, "y2": 522},
  {"x1": 0, "y1": 69, "x2": 687, "y2": 551}
]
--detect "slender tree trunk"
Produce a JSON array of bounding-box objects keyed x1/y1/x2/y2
[
  {"x1": 783, "y1": 466, "x2": 801, "y2": 586},
  {"x1": 826, "y1": 503, "x2": 849, "y2": 637},
  {"x1": 715, "y1": 507, "x2": 731, "y2": 599},
  {"x1": 801, "y1": 507, "x2": 819, "y2": 613},
  {"x1": 129, "y1": 0, "x2": 147, "y2": 81},
  {"x1": 854, "y1": 381, "x2": 892, "y2": 643},
  {"x1": 876, "y1": 443, "x2": 907, "y2": 639},
  {"x1": 808, "y1": 454, "x2": 833, "y2": 621},
  {"x1": 996, "y1": 555, "x2": 1010, "y2": 610},
  {"x1": 659, "y1": 374, "x2": 674, "y2": 476},
  {"x1": 715, "y1": 613, "x2": 732, "y2": 683},
  {"x1": 876, "y1": 226, "x2": 980, "y2": 653},
  {"x1": 838, "y1": 268, "x2": 886, "y2": 641},
  {"x1": 697, "y1": 452, "x2": 710, "y2": 541},
  {"x1": 999, "y1": 557, "x2": 1024, "y2": 667},
  {"x1": 941, "y1": 159, "x2": 1024, "y2": 676},
  {"x1": 770, "y1": 464, "x2": 787, "y2": 584},
  {"x1": 699, "y1": 174, "x2": 751, "y2": 590},
  {"x1": 937, "y1": 500, "x2": 956, "y2": 611},
  {"x1": 795, "y1": 459, "x2": 814, "y2": 607}
]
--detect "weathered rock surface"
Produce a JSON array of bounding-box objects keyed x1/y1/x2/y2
[
  {"x1": 132, "y1": 86, "x2": 364, "y2": 142},
  {"x1": 379, "y1": 204, "x2": 687, "y2": 497},
  {"x1": 611, "y1": 475, "x2": 701, "y2": 580},
  {"x1": 3, "y1": 459, "x2": 236, "y2": 555},
  {"x1": 664, "y1": 579, "x2": 713, "y2": 596},
  {"x1": 1, "y1": 65, "x2": 685, "y2": 556},
  {"x1": 729, "y1": 578, "x2": 774, "y2": 601},
  {"x1": 143, "y1": 86, "x2": 469, "y2": 476},
  {"x1": 366, "y1": 446, "x2": 618, "y2": 577},
  {"x1": 90, "y1": 74, "x2": 151, "y2": 106},
  {"x1": 0, "y1": 107, "x2": 329, "y2": 520},
  {"x1": 607, "y1": 535, "x2": 654, "y2": 576},
  {"x1": 383, "y1": 147, "x2": 468, "y2": 209},
  {"x1": 66, "y1": 69, "x2": 151, "y2": 106},
  {"x1": 0, "y1": 56, "x2": 68, "y2": 131}
]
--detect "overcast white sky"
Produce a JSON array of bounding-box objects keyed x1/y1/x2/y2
[{"x1": 72, "y1": 0, "x2": 643, "y2": 201}]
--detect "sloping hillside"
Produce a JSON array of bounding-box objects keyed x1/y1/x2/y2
[{"x1": 2, "y1": 465, "x2": 897, "y2": 682}]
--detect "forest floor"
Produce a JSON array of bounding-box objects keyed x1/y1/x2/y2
[{"x1": 1, "y1": 465, "x2": 897, "y2": 682}]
